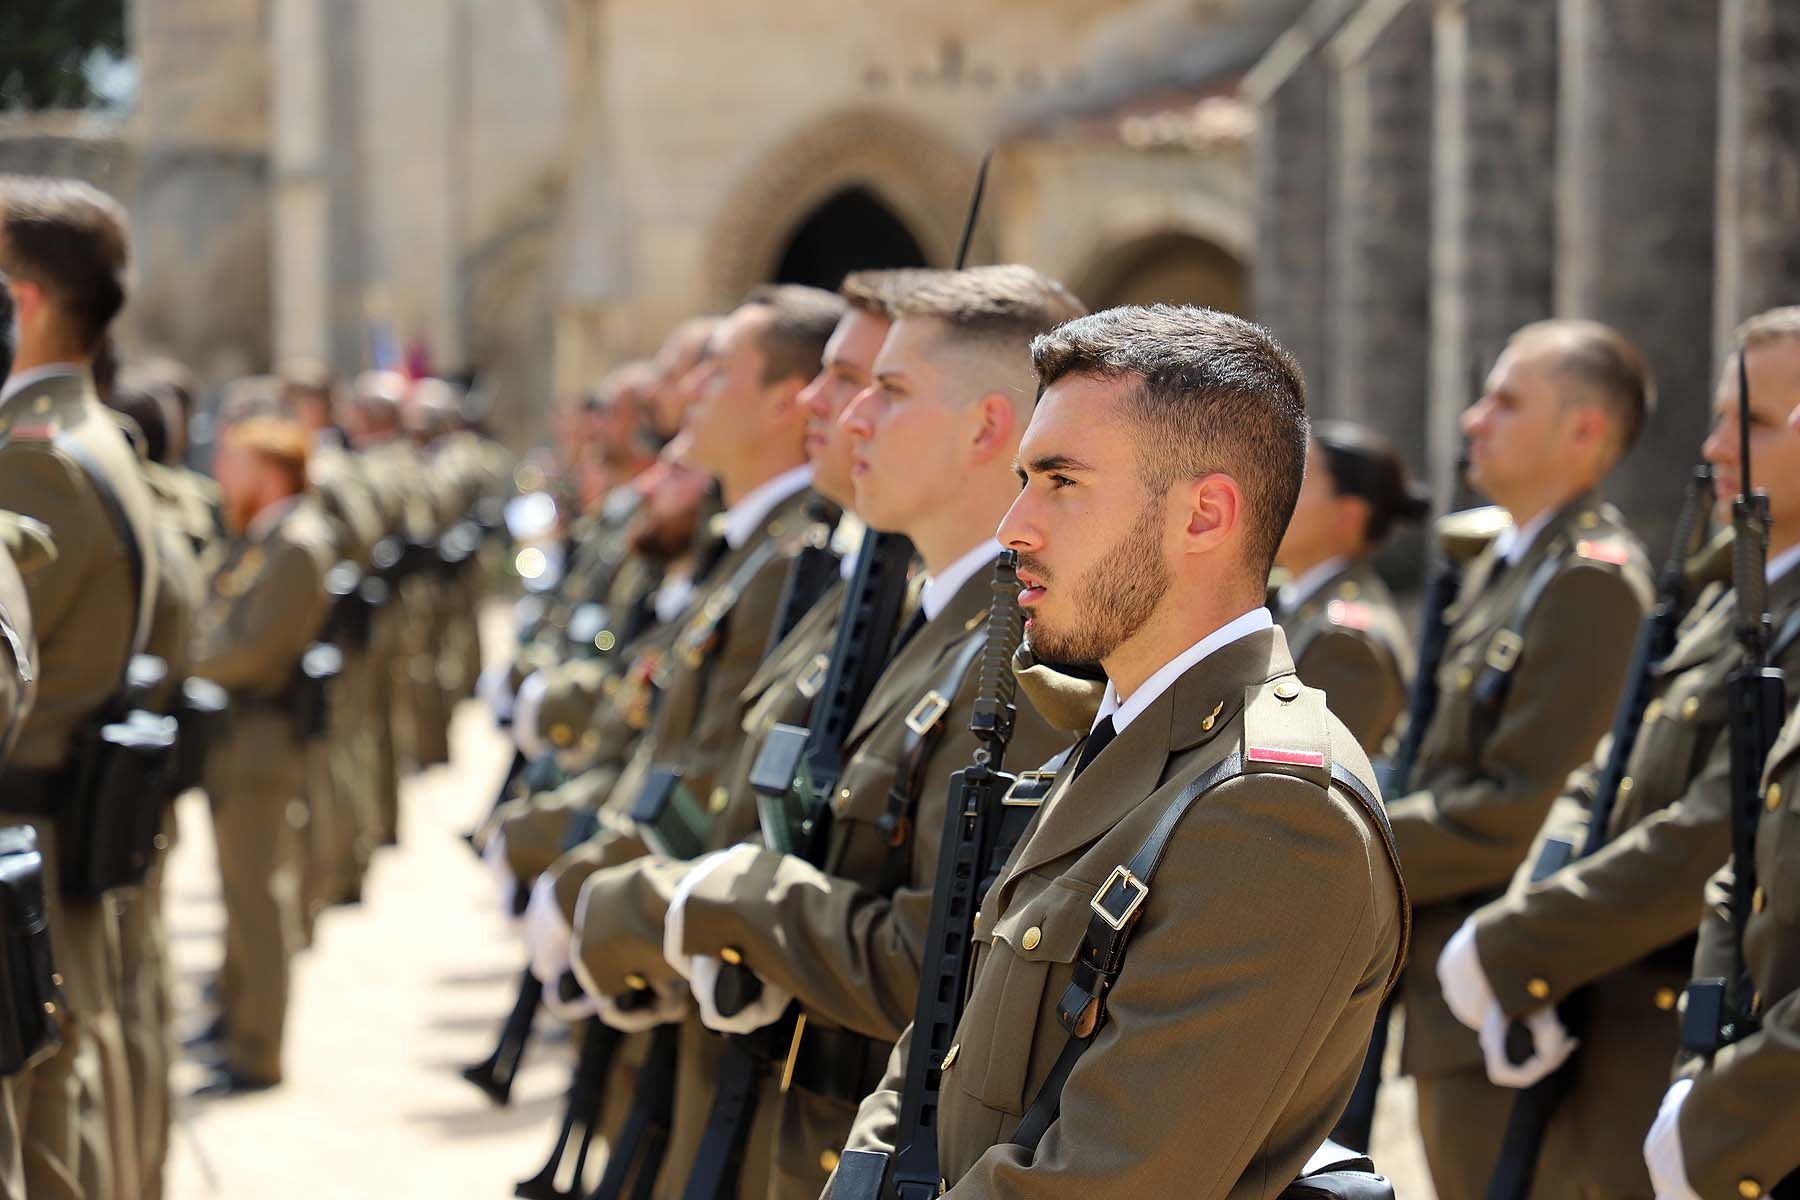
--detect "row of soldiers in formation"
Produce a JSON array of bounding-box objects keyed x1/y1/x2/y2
[
  {"x1": 0, "y1": 175, "x2": 511, "y2": 1199},
  {"x1": 467, "y1": 253, "x2": 1800, "y2": 1198}
]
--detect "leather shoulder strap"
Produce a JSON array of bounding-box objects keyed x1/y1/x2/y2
[{"x1": 52, "y1": 432, "x2": 150, "y2": 658}]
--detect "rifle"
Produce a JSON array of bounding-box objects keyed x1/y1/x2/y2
[
  {"x1": 768, "y1": 497, "x2": 844, "y2": 646},
  {"x1": 1484, "y1": 465, "x2": 1715, "y2": 1200},
  {"x1": 1679, "y1": 351, "x2": 1789, "y2": 1063},
  {"x1": 1333, "y1": 455, "x2": 1473, "y2": 1152},
  {"x1": 670, "y1": 530, "x2": 914, "y2": 1200},
  {"x1": 835, "y1": 552, "x2": 1029, "y2": 1200}
]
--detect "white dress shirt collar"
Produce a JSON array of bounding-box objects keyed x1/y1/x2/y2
[
  {"x1": 245, "y1": 493, "x2": 302, "y2": 543},
  {"x1": 1493, "y1": 508, "x2": 1556, "y2": 567},
  {"x1": 1277, "y1": 556, "x2": 1349, "y2": 613},
  {"x1": 720, "y1": 465, "x2": 812, "y2": 550},
  {"x1": 0, "y1": 362, "x2": 82, "y2": 409},
  {"x1": 920, "y1": 539, "x2": 1001, "y2": 622},
  {"x1": 1093, "y1": 606, "x2": 1275, "y2": 735}
]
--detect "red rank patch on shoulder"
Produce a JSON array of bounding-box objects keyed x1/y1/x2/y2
[
  {"x1": 1247, "y1": 746, "x2": 1327, "y2": 768},
  {"x1": 1326, "y1": 598, "x2": 1373, "y2": 630},
  {"x1": 11, "y1": 423, "x2": 54, "y2": 440},
  {"x1": 1576, "y1": 539, "x2": 1628, "y2": 565}
]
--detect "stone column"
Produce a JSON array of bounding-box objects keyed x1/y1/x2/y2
[
  {"x1": 1713, "y1": 0, "x2": 1800, "y2": 356},
  {"x1": 271, "y1": 0, "x2": 330, "y2": 365},
  {"x1": 1325, "y1": 0, "x2": 1433, "y2": 474},
  {"x1": 1243, "y1": 0, "x2": 1359, "y2": 394},
  {"x1": 1429, "y1": 0, "x2": 1557, "y2": 506},
  {"x1": 129, "y1": 0, "x2": 272, "y2": 382},
  {"x1": 1556, "y1": 0, "x2": 1720, "y2": 553}
]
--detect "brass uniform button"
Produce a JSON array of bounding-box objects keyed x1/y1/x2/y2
[
  {"x1": 51, "y1": 973, "x2": 62, "y2": 988},
  {"x1": 940, "y1": 1043, "x2": 960, "y2": 1070},
  {"x1": 1274, "y1": 679, "x2": 1300, "y2": 701},
  {"x1": 709, "y1": 786, "x2": 729, "y2": 814},
  {"x1": 1768, "y1": 782, "x2": 1784, "y2": 812},
  {"x1": 1457, "y1": 667, "x2": 1475, "y2": 689},
  {"x1": 1681, "y1": 696, "x2": 1700, "y2": 720},
  {"x1": 1579, "y1": 511, "x2": 1600, "y2": 530},
  {"x1": 1022, "y1": 926, "x2": 1043, "y2": 951},
  {"x1": 1643, "y1": 699, "x2": 1663, "y2": 724},
  {"x1": 624, "y1": 972, "x2": 648, "y2": 991},
  {"x1": 1653, "y1": 987, "x2": 1678, "y2": 1012},
  {"x1": 720, "y1": 946, "x2": 744, "y2": 966},
  {"x1": 550, "y1": 722, "x2": 573, "y2": 747},
  {"x1": 1619, "y1": 777, "x2": 1633, "y2": 796},
  {"x1": 1738, "y1": 1180, "x2": 1763, "y2": 1200},
  {"x1": 820, "y1": 1149, "x2": 840, "y2": 1173},
  {"x1": 1527, "y1": 977, "x2": 1551, "y2": 1001},
  {"x1": 595, "y1": 630, "x2": 616, "y2": 652},
  {"x1": 1753, "y1": 886, "x2": 1766, "y2": 914}
]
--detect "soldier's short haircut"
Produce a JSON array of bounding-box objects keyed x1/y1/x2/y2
[
  {"x1": 0, "y1": 176, "x2": 130, "y2": 353},
  {"x1": 228, "y1": 415, "x2": 311, "y2": 494},
  {"x1": 351, "y1": 369, "x2": 406, "y2": 429},
  {"x1": 1510, "y1": 319, "x2": 1654, "y2": 455},
  {"x1": 1736, "y1": 306, "x2": 1800, "y2": 351},
  {"x1": 838, "y1": 269, "x2": 941, "y2": 320},
  {"x1": 128, "y1": 356, "x2": 197, "y2": 417},
  {"x1": 889, "y1": 265, "x2": 1087, "y2": 348},
  {"x1": 280, "y1": 357, "x2": 336, "y2": 398},
  {"x1": 1032, "y1": 304, "x2": 1309, "y2": 580},
  {"x1": 741, "y1": 284, "x2": 848, "y2": 385}
]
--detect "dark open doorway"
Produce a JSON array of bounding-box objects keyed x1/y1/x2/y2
[
  {"x1": 773, "y1": 186, "x2": 927, "y2": 289},
  {"x1": 1082, "y1": 233, "x2": 1246, "y2": 314}
]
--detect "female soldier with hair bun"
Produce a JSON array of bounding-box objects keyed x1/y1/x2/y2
[{"x1": 1272, "y1": 421, "x2": 1429, "y2": 755}]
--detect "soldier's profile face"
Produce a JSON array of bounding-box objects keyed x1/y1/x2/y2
[
  {"x1": 1002, "y1": 374, "x2": 1171, "y2": 665},
  {"x1": 798, "y1": 308, "x2": 887, "y2": 509},
  {"x1": 683, "y1": 305, "x2": 769, "y2": 475},
  {"x1": 1460, "y1": 343, "x2": 1570, "y2": 504},
  {"x1": 844, "y1": 316, "x2": 971, "y2": 535},
  {"x1": 1704, "y1": 338, "x2": 1800, "y2": 537}
]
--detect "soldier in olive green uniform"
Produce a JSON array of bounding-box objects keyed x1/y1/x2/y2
[
  {"x1": 1438, "y1": 311, "x2": 1800, "y2": 1197},
  {"x1": 1272, "y1": 423, "x2": 1427, "y2": 756},
  {"x1": 1387, "y1": 321, "x2": 1657, "y2": 1200},
  {"x1": 838, "y1": 305, "x2": 1405, "y2": 1199},
  {"x1": 0, "y1": 511, "x2": 50, "y2": 1200},
  {"x1": 1645, "y1": 701, "x2": 1800, "y2": 1200},
  {"x1": 103, "y1": 380, "x2": 208, "y2": 1200},
  {"x1": 0, "y1": 177, "x2": 162, "y2": 1200},
  {"x1": 190, "y1": 416, "x2": 335, "y2": 1094}
]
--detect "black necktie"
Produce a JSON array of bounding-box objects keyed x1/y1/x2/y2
[{"x1": 1071, "y1": 716, "x2": 1118, "y2": 779}]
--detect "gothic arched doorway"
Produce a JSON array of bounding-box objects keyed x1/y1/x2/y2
[
  {"x1": 772, "y1": 186, "x2": 928, "y2": 290},
  {"x1": 1081, "y1": 232, "x2": 1246, "y2": 313}
]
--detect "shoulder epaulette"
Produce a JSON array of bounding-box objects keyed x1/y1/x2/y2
[
  {"x1": 1241, "y1": 676, "x2": 1331, "y2": 788},
  {"x1": 1435, "y1": 505, "x2": 1510, "y2": 563}
]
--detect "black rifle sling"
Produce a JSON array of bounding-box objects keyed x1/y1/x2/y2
[
  {"x1": 1010, "y1": 757, "x2": 1396, "y2": 1152},
  {"x1": 1469, "y1": 542, "x2": 1570, "y2": 720},
  {"x1": 53, "y1": 432, "x2": 151, "y2": 658},
  {"x1": 877, "y1": 631, "x2": 989, "y2": 894}
]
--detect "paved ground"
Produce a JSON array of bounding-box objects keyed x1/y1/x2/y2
[{"x1": 158, "y1": 663, "x2": 1434, "y2": 1198}]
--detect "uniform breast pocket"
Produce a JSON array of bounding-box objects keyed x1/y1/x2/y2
[
  {"x1": 824, "y1": 751, "x2": 903, "y2": 880},
  {"x1": 1758, "y1": 760, "x2": 1800, "y2": 925},
  {"x1": 956, "y1": 876, "x2": 1093, "y2": 1116}
]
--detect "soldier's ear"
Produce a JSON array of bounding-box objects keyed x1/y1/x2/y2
[
  {"x1": 967, "y1": 390, "x2": 1017, "y2": 465},
  {"x1": 1180, "y1": 472, "x2": 1242, "y2": 559}
]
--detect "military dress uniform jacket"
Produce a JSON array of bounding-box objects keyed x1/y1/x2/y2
[
  {"x1": 839, "y1": 625, "x2": 1406, "y2": 1199},
  {"x1": 190, "y1": 498, "x2": 335, "y2": 698},
  {"x1": 1389, "y1": 495, "x2": 1651, "y2": 1074},
  {"x1": 1275, "y1": 558, "x2": 1411, "y2": 756},
  {"x1": 0, "y1": 515, "x2": 49, "y2": 764},
  {"x1": 1679, "y1": 707, "x2": 1800, "y2": 1200}
]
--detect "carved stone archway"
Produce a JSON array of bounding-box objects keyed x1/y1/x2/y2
[
  {"x1": 706, "y1": 107, "x2": 988, "y2": 305},
  {"x1": 1077, "y1": 230, "x2": 1246, "y2": 313}
]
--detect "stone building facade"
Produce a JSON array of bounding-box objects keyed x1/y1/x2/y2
[
  {"x1": 3, "y1": 0, "x2": 1299, "y2": 448},
  {"x1": 1249, "y1": 0, "x2": 1800, "y2": 554}
]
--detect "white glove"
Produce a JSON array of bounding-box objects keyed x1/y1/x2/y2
[
  {"x1": 483, "y1": 831, "x2": 518, "y2": 918},
  {"x1": 686, "y1": 956, "x2": 793, "y2": 1035},
  {"x1": 523, "y1": 875, "x2": 575, "y2": 987},
  {"x1": 540, "y1": 975, "x2": 600, "y2": 1023},
  {"x1": 1438, "y1": 918, "x2": 1498, "y2": 1032},
  {"x1": 589, "y1": 977, "x2": 691, "y2": 1033},
  {"x1": 477, "y1": 660, "x2": 515, "y2": 723},
  {"x1": 661, "y1": 844, "x2": 789, "y2": 1034},
  {"x1": 512, "y1": 671, "x2": 550, "y2": 759},
  {"x1": 1480, "y1": 1004, "x2": 1579, "y2": 1088},
  {"x1": 1644, "y1": 1078, "x2": 1702, "y2": 1200}
]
